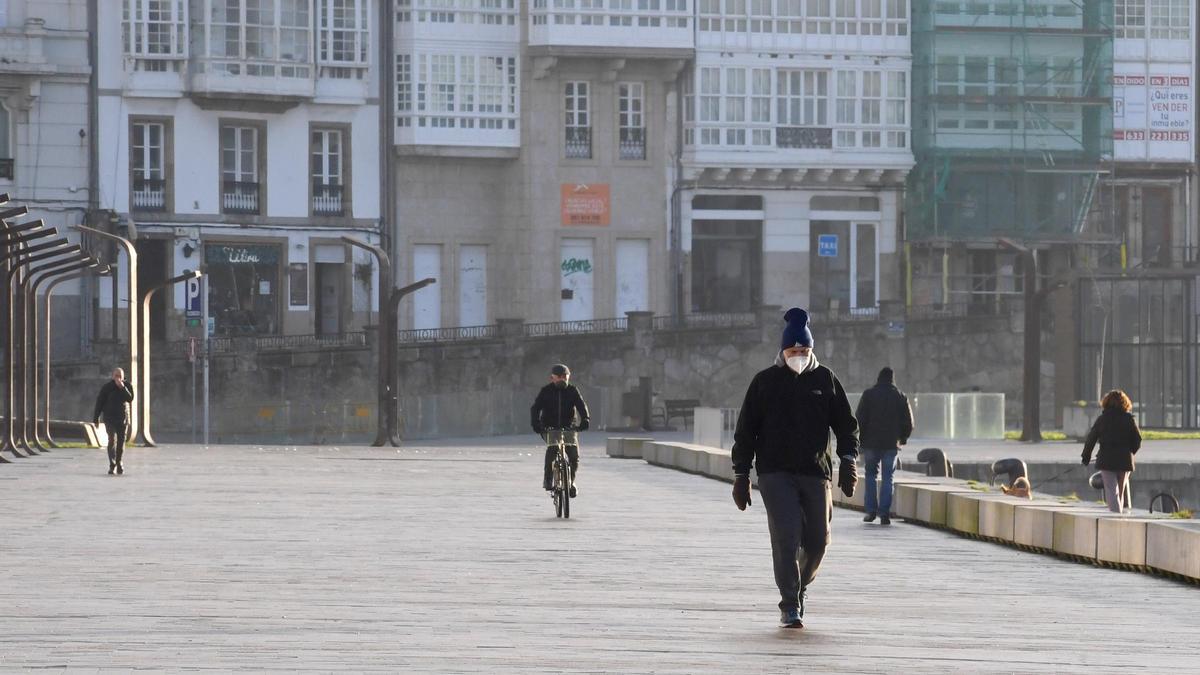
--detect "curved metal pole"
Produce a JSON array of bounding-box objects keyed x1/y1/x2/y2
[
  {"x1": 137, "y1": 269, "x2": 202, "y2": 447},
  {"x1": 15, "y1": 251, "x2": 89, "y2": 453},
  {"x1": 42, "y1": 267, "x2": 110, "y2": 448},
  {"x1": 3, "y1": 243, "x2": 81, "y2": 456},
  {"x1": 74, "y1": 225, "x2": 139, "y2": 443},
  {"x1": 341, "y1": 237, "x2": 396, "y2": 447},
  {"x1": 27, "y1": 259, "x2": 100, "y2": 451},
  {"x1": 41, "y1": 266, "x2": 111, "y2": 446}
]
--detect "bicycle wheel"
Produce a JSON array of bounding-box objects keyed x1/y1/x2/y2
[
  {"x1": 552, "y1": 458, "x2": 564, "y2": 518},
  {"x1": 562, "y1": 477, "x2": 570, "y2": 519}
]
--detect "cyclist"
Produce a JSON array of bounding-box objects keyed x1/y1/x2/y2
[{"x1": 531, "y1": 363, "x2": 590, "y2": 497}]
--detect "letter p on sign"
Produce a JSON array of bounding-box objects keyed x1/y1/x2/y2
[{"x1": 185, "y1": 277, "x2": 202, "y2": 318}]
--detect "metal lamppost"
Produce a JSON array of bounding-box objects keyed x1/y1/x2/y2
[
  {"x1": 40, "y1": 266, "x2": 111, "y2": 448},
  {"x1": 340, "y1": 236, "x2": 436, "y2": 447},
  {"x1": 26, "y1": 258, "x2": 104, "y2": 451},
  {"x1": 136, "y1": 268, "x2": 203, "y2": 447},
  {"x1": 74, "y1": 225, "x2": 139, "y2": 442},
  {"x1": 3, "y1": 241, "x2": 82, "y2": 455}
]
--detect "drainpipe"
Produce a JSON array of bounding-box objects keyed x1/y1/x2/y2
[
  {"x1": 670, "y1": 67, "x2": 685, "y2": 323},
  {"x1": 85, "y1": 0, "x2": 99, "y2": 353}
]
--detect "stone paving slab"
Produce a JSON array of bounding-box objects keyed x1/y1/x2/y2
[{"x1": 1, "y1": 437, "x2": 1198, "y2": 672}]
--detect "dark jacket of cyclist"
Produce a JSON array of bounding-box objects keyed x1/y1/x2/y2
[{"x1": 531, "y1": 364, "x2": 590, "y2": 494}]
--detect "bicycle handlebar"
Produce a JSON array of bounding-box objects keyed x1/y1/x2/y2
[{"x1": 542, "y1": 426, "x2": 581, "y2": 432}]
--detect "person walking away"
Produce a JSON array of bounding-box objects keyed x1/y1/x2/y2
[
  {"x1": 93, "y1": 367, "x2": 134, "y2": 475},
  {"x1": 855, "y1": 367, "x2": 914, "y2": 525},
  {"x1": 1081, "y1": 390, "x2": 1141, "y2": 513},
  {"x1": 530, "y1": 364, "x2": 590, "y2": 497},
  {"x1": 731, "y1": 307, "x2": 859, "y2": 629}
]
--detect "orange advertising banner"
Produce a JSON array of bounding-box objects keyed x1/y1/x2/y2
[{"x1": 560, "y1": 183, "x2": 610, "y2": 226}]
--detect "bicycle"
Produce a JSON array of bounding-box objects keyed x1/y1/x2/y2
[{"x1": 544, "y1": 427, "x2": 576, "y2": 519}]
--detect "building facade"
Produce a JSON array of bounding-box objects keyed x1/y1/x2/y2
[
  {"x1": 0, "y1": 0, "x2": 91, "y2": 354},
  {"x1": 681, "y1": 0, "x2": 913, "y2": 318},
  {"x1": 96, "y1": 0, "x2": 382, "y2": 342},
  {"x1": 390, "y1": 0, "x2": 687, "y2": 329}
]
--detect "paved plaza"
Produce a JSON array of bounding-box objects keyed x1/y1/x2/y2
[{"x1": 2, "y1": 435, "x2": 1198, "y2": 672}]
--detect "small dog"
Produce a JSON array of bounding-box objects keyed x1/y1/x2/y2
[{"x1": 1000, "y1": 476, "x2": 1032, "y2": 499}]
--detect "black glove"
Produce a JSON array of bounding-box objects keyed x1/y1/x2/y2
[
  {"x1": 532, "y1": 424, "x2": 544, "y2": 436},
  {"x1": 1081, "y1": 454, "x2": 1090, "y2": 466},
  {"x1": 732, "y1": 475, "x2": 752, "y2": 511},
  {"x1": 577, "y1": 419, "x2": 589, "y2": 432},
  {"x1": 837, "y1": 456, "x2": 857, "y2": 498}
]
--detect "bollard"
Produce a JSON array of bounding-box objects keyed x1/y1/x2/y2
[
  {"x1": 917, "y1": 447, "x2": 953, "y2": 477},
  {"x1": 991, "y1": 458, "x2": 1028, "y2": 486},
  {"x1": 1148, "y1": 493, "x2": 1180, "y2": 514}
]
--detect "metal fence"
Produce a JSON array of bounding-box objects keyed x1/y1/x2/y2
[
  {"x1": 160, "y1": 332, "x2": 365, "y2": 356},
  {"x1": 524, "y1": 317, "x2": 628, "y2": 337},
  {"x1": 396, "y1": 324, "x2": 499, "y2": 345},
  {"x1": 651, "y1": 313, "x2": 758, "y2": 331}
]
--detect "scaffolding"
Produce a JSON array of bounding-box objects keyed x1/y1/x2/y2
[{"x1": 905, "y1": 0, "x2": 1117, "y2": 244}]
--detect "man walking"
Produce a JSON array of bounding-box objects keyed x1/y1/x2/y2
[
  {"x1": 855, "y1": 367, "x2": 914, "y2": 525},
  {"x1": 93, "y1": 367, "x2": 134, "y2": 475},
  {"x1": 731, "y1": 308, "x2": 859, "y2": 628}
]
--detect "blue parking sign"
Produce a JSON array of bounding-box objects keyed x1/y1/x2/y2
[
  {"x1": 818, "y1": 234, "x2": 839, "y2": 258},
  {"x1": 185, "y1": 276, "x2": 203, "y2": 318}
]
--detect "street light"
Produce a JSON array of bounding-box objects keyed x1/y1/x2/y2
[
  {"x1": 136, "y1": 268, "x2": 203, "y2": 447},
  {"x1": 74, "y1": 224, "x2": 139, "y2": 442},
  {"x1": 340, "y1": 235, "x2": 436, "y2": 446}
]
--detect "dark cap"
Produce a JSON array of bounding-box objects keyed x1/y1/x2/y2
[{"x1": 550, "y1": 364, "x2": 570, "y2": 377}]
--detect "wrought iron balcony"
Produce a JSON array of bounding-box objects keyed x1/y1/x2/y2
[
  {"x1": 312, "y1": 182, "x2": 344, "y2": 216},
  {"x1": 565, "y1": 126, "x2": 592, "y2": 159},
  {"x1": 131, "y1": 177, "x2": 167, "y2": 211},
  {"x1": 222, "y1": 180, "x2": 260, "y2": 215},
  {"x1": 776, "y1": 127, "x2": 833, "y2": 149},
  {"x1": 619, "y1": 127, "x2": 646, "y2": 160}
]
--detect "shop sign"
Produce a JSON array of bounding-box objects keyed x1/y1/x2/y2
[{"x1": 205, "y1": 244, "x2": 280, "y2": 266}]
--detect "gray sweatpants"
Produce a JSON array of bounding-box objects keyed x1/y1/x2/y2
[
  {"x1": 1099, "y1": 470, "x2": 1131, "y2": 513},
  {"x1": 757, "y1": 472, "x2": 833, "y2": 611}
]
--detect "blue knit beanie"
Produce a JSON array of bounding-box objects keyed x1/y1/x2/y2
[{"x1": 780, "y1": 307, "x2": 813, "y2": 350}]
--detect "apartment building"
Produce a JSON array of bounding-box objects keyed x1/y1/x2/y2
[
  {"x1": 905, "y1": 0, "x2": 1116, "y2": 311},
  {"x1": 0, "y1": 1, "x2": 91, "y2": 354},
  {"x1": 679, "y1": 0, "x2": 913, "y2": 317},
  {"x1": 97, "y1": 0, "x2": 381, "y2": 341},
  {"x1": 391, "y1": 0, "x2": 688, "y2": 328}
]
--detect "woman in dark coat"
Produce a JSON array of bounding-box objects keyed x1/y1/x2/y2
[{"x1": 1081, "y1": 390, "x2": 1142, "y2": 513}]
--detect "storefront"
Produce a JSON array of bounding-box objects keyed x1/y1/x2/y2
[{"x1": 204, "y1": 242, "x2": 283, "y2": 336}]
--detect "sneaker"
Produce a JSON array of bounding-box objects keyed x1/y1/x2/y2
[
  {"x1": 862, "y1": 513, "x2": 876, "y2": 523},
  {"x1": 569, "y1": 481, "x2": 577, "y2": 498},
  {"x1": 880, "y1": 515, "x2": 891, "y2": 526},
  {"x1": 108, "y1": 463, "x2": 116, "y2": 476},
  {"x1": 116, "y1": 463, "x2": 124, "y2": 475},
  {"x1": 779, "y1": 608, "x2": 803, "y2": 628}
]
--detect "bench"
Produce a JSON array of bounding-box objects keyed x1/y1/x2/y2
[{"x1": 653, "y1": 399, "x2": 700, "y2": 430}]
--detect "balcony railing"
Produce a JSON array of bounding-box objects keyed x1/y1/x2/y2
[
  {"x1": 528, "y1": 1, "x2": 693, "y2": 50},
  {"x1": 652, "y1": 312, "x2": 758, "y2": 331},
  {"x1": 163, "y1": 332, "x2": 366, "y2": 355},
  {"x1": 222, "y1": 180, "x2": 260, "y2": 215},
  {"x1": 776, "y1": 127, "x2": 833, "y2": 149},
  {"x1": 0, "y1": 158, "x2": 12, "y2": 180},
  {"x1": 131, "y1": 177, "x2": 167, "y2": 211},
  {"x1": 619, "y1": 127, "x2": 646, "y2": 160},
  {"x1": 312, "y1": 183, "x2": 344, "y2": 216},
  {"x1": 525, "y1": 317, "x2": 628, "y2": 337},
  {"x1": 565, "y1": 126, "x2": 592, "y2": 159}
]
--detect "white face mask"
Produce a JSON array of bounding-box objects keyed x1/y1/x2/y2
[{"x1": 786, "y1": 353, "x2": 810, "y2": 374}]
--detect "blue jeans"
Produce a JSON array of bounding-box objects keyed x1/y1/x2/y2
[{"x1": 862, "y1": 448, "x2": 898, "y2": 516}]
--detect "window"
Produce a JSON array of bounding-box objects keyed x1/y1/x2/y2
[
  {"x1": 565, "y1": 81, "x2": 591, "y2": 159},
  {"x1": 204, "y1": 0, "x2": 312, "y2": 78},
  {"x1": 776, "y1": 70, "x2": 831, "y2": 148},
  {"x1": 317, "y1": 0, "x2": 369, "y2": 75},
  {"x1": 618, "y1": 83, "x2": 646, "y2": 160},
  {"x1": 311, "y1": 128, "x2": 346, "y2": 216},
  {"x1": 220, "y1": 124, "x2": 260, "y2": 215},
  {"x1": 724, "y1": 68, "x2": 747, "y2": 146},
  {"x1": 122, "y1": 0, "x2": 187, "y2": 68},
  {"x1": 1115, "y1": 0, "x2": 1146, "y2": 37},
  {"x1": 699, "y1": 67, "x2": 720, "y2": 146},
  {"x1": 1149, "y1": 0, "x2": 1190, "y2": 39},
  {"x1": 750, "y1": 68, "x2": 772, "y2": 146},
  {"x1": 398, "y1": 51, "x2": 519, "y2": 134},
  {"x1": 885, "y1": 71, "x2": 906, "y2": 147},
  {"x1": 131, "y1": 120, "x2": 169, "y2": 211}
]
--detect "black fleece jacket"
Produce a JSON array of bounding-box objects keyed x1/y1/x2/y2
[
  {"x1": 731, "y1": 363, "x2": 859, "y2": 480},
  {"x1": 93, "y1": 379, "x2": 134, "y2": 423},
  {"x1": 531, "y1": 383, "x2": 590, "y2": 431},
  {"x1": 855, "y1": 377, "x2": 914, "y2": 451}
]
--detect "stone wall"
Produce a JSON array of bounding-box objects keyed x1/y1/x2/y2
[{"x1": 46, "y1": 305, "x2": 1046, "y2": 443}]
